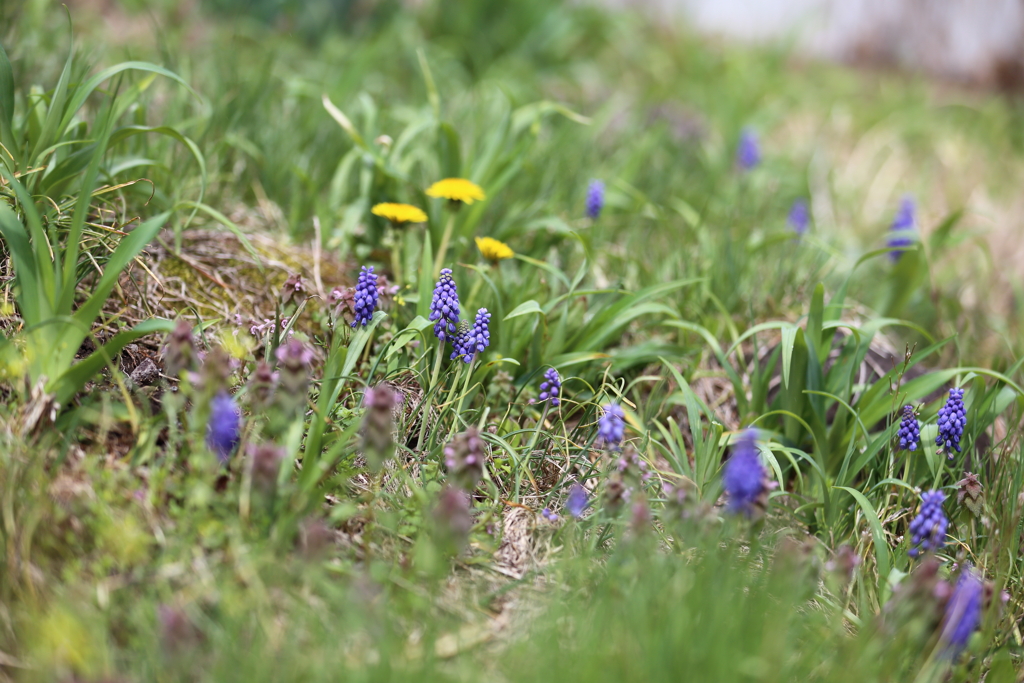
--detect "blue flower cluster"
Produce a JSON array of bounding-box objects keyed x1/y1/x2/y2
[
  {"x1": 351, "y1": 265, "x2": 378, "y2": 327},
  {"x1": 886, "y1": 196, "x2": 916, "y2": 262},
  {"x1": 908, "y1": 490, "x2": 947, "y2": 557},
  {"x1": 936, "y1": 388, "x2": 966, "y2": 454},
  {"x1": 538, "y1": 367, "x2": 561, "y2": 406},
  {"x1": 788, "y1": 199, "x2": 809, "y2": 236},
  {"x1": 723, "y1": 429, "x2": 768, "y2": 516},
  {"x1": 736, "y1": 128, "x2": 760, "y2": 170},
  {"x1": 586, "y1": 180, "x2": 605, "y2": 219},
  {"x1": 452, "y1": 308, "x2": 491, "y2": 362},
  {"x1": 897, "y1": 405, "x2": 921, "y2": 451},
  {"x1": 941, "y1": 567, "x2": 983, "y2": 656},
  {"x1": 597, "y1": 403, "x2": 625, "y2": 450},
  {"x1": 566, "y1": 483, "x2": 589, "y2": 518},
  {"x1": 429, "y1": 268, "x2": 460, "y2": 342},
  {"x1": 207, "y1": 391, "x2": 241, "y2": 463}
]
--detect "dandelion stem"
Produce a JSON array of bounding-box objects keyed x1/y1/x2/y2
[{"x1": 433, "y1": 213, "x2": 456, "y2": 274}]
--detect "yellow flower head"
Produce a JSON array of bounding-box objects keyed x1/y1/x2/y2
[
  {"x1": 371, "y1": 202, "x2": 428, "y2": 224},
  {"x1": 425, "y1": 178, "x2": 486, "y2": 204},
  {"x1": 475, "y1": 236, "x2": 514, "y2": 263}
]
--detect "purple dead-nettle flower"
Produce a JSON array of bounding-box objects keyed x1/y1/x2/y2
[
  {"x1": 940, "y1": 566, "x2": 983, "y2": 656},
  {"x1": 897, "y1": 405, "x2": 921, "y2": 451},
  {"x1": 566, "y1": 483, "x2": 589, "y2": 518},
  {"x1": 162, "y1": 319, "x2": 195, "y2": 376},
  {"x1": 249, "y1": 443, "x2": 286, "y2": 492},
  {"x1": 586, "y1": 180, "x2": 605, "y2": 219},
  {"x1": 275, "y1": 338, "x2": 314, "y2": 412},
  {"x1": 351, "y1": 266, "x2": 379, "y2": 328},
  {"x1": 444, "y1": 427, "x2": 486, "y2": 491},
  {"x1": 361, "y1": 384, "x2": 401, "y2": 472},
  {"x1": 788, "y1": 199, "x2": 809, "y2": 236},
  {"x1": 538, "y1": 368, "x2": 562, "y2": 406},
  {"x1": 908, "y1": 490, "x2": 948, "y2": 558},
  {"x1": 936, "y1": 388, "x2": 966, "y2": 456},
  {"x1": 736, "y1": 128, "x2": 761, "y2": 171},
  {"x1": 597, "y1": 403, "x2": 626, "y2": 450},
  {"x1": 281, "y1": 273, "x2": 306, "y2": 305},
  {"x1": 206, "y1": 391, "x2": 241, "y2": 463},
  {"x1": 886, "y1": 195, "x2": 916, "y2": 262},
  {"x1": 429, "y1": 268, "x2": 461, "y2": 342},
  {"x1": 722, "y1": 429, "x2": 775, "y2": 517},
  {"x1": 541, "y1": 507, "x2": 559, "y2": 522}
]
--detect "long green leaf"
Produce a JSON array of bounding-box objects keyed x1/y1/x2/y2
[
  {"x1": 834, "y1": 485, "x2": 892, "y2": 583},
  {"x1": 0, "y1": 41, "x2": 14, "y2": 159}
]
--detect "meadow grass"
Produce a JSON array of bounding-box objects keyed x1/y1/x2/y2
[{"x1": 1, "y1": 0, "x2": 1024, "y2": 681}]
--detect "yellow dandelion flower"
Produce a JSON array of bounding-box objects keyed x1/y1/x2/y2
[
  {"x1": 371, "y1": 202, "x2": 428, "y2": 224},
  {"x1": 475, "y1": 236, "x2": 514, "y2": 263},
  {"x1": 425, "y1": 178, "x2": 486, "y2": 204}
]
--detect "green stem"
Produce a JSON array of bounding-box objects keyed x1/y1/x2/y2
[
  {"x1": 417, "y1": 342, "x2": 447, "y2": 453},
  {"x1": 515, "y1": 403, "x2": 549, "y2": 501},
  {"x1": 388, "y1": 224, "x2": 403, "y2": 286},
  {"x1": 433, "y1": 213, "x2": 457, "y2": 274}
]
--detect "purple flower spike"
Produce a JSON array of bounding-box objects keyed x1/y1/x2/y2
[
  {"x1": 429, "y1": 268, "x2": 460, "y2": 343},
  {"x1": 788, "y1": 199, "x2": 809, "y2": 236},
  {"x1": 886, "y1": 195, "x2": 916, "y2": 262},
  {"x1": 736, "y1": 128, "x2": 761, "y2": 171},
  {"x1": 351, "y1": 266, "x2": 379, "y2": 328},
  {"x1": 597, "y1": 403, "x2": 625, "y2": 450},
  {"x1": 936, "y1": 388, "x2": 966, "y2": 456},
  {"x1": 452, "y1": 308, "x2": 491, "y2": 362},
  {"x1": 206, "y1": 391, "x2": 241, "y2": 463},
  {"x1": 723, "y1": 429, "x2": 773, "y2": 517},
  {"x1": 538, "y1": 368, "x2": 562, "y2": 406},
  {"x1": 586, "y1": 180, "x2": 605, "y2": 219},
  {"x1": 940, "y1": 566, "x2": 983, "y2": 656},
  {"x1": 907, "y1": 490, "x2": 947, "y2": 557},
  {"x1": 566, "y1": 483, "x2": 589, "y2": 518},
  {"x1": 897, "y1": 405, "x2": 921, "y2": 451}
]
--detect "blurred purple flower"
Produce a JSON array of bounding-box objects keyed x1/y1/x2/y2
[
  {"x1": 736, "y1": 128, "x2": 761, "y2": 171},
  {"x1": 206, "y1": 391, "x2": 241, "y2": 463},
  {"x1": 908, "y1": 490, "x2": 947, "y2": 558},
  {"x1": 566, "y1": 483, "x2": 589, "y2": 518},
  {"x1": 788, "y1": 199, "x2": 809, "y2": 236},
  {"x1": 940, "y1": 566, "x2": 983, "y2": 656},
  {"x1": 597, "y1": 403, "x2": 625, "y2": 450},
  {"x1": 886, "y1": 195, "x2": 916, "y2": 261},
  {"x1": 586, "y1": 180, "x2": 605, "y2": 219},
  {"x1": 723, "y1": 429, "x2": 773, "y2": 517}
]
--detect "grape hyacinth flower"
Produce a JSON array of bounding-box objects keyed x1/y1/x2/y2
[
  {"x1": 886, "y1": 195, "x2": 916, "y2": 262},
  {"x1": 566, "y1": 483, "x2": 589, "y2": 519},
  {"x1": 736, "y1": 128, "x2": 761, "y2": 171},
  {"x1": 897, "y1": 405, "x2": 921, "y2": 451},
  {"x1": 351, "y1": 266, "x2": 379, "y2": 328},
  {"x1": 907, "y1": 490, "x2": 947, "y2": 558},
  {"x1": 586, "y1": 180, "x2": 605, "y2": 219},
  {"x1": 429, "y1": 268, "x2": 460, "y2": 342},
  {"x1": 788, "y1": 199, "x2": 809, "y2": 236},
  {"x1": 936, "y1": 388, "x2": 966, "y2": 456},
  {"x1": 541, "y1": 508, "x2": 559, "y2": 522},
  {"x1": 722, "y1": 429, "x2": 773, "y2": 517},
  {"x1": 538, "y1": 368, "x2": 562, "y2": 406},
  {"x1": 452, "y1": 308, "x2": 491, "y2": 362},
  {"x1": 597, "y1": 403, "x2": 625, "y2": 450},
  {"x1": 206, "y1": 391, "x2": 241, "y2": 463},
  {"x1": 940, "y1": 566, "x2": 983, "y2": 656}
]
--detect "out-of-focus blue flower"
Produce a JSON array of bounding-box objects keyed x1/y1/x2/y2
[
  {"x1": 897, "y1": 405, "x2": 921, "y2": 451},
  {"x1": 723, "y1": 429, "x2": 773, "y2": 517},
  {"x1": 908, "y1": 490, "x2": 947, "y2": 557},
  {"x1": 351, "y1": 265, "x2": 379, "y2": 328},
  {"x1": 566, "y1": 483, "x2": 589, "y2": 518},
  {"x1": 940, "y1": 566, "x2": 983, "y2": 656},
  {"x1": 886, "y1": 195, "x2": 916, "y2": 261},
  {"x1": 936, "y1": 388, "x2": 966, "y2": 455},
  {"x1": 597, "y1": 403, "x2": 625, "y2": 450},
  {"x1": 538, "y1": 368, "x2": 562, "y2": 406},
  {"x1": 586, "y1": 180, "x2": 605, "y2": 219},
  {"x1": 541, "y1": 507, "x2": 559, "y2": 522},
  {"x1": 788, "y1": 199, "x2": 809, "y2": 236},
  {"x1": 736, "y1": 128, "x2": 761, "y2": 170},
  {"x1": 207, "y1": 391, "x2": 241, "y2": 463},
  {"x1": 429, "y1": 268, "x2": 460, "y2": 342}
]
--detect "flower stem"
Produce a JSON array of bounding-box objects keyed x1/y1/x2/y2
[
  {"x1": 433, "y1": 213, "x2": 456, "y2": 274},
  {"x1": 417, "y1": 341, "x2": 446, "y2": 453}
]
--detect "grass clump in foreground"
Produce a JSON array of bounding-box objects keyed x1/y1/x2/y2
[{"x1": 2, "y1": 0, "x2": 1024, "y2": 681}]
